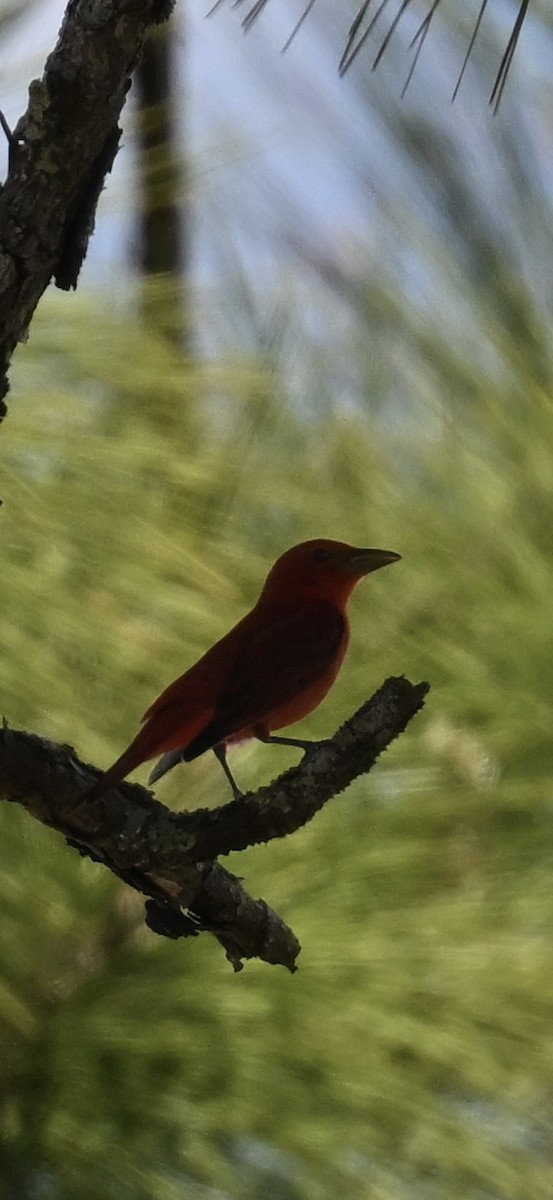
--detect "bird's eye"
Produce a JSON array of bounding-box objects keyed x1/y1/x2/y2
[{"x1": 311, "y1": 547, "x2": 332, "y2": 563}]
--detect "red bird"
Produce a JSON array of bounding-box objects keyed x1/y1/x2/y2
[{"x1": 87, "y1": 539, "x2": 400, "y2": 800}]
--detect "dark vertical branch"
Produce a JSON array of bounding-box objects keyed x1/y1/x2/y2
[{"x1": 134, "y1": 21, "x2": 189, "y2": 348}]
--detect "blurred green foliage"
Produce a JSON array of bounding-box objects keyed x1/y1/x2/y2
[
  {"x1": 2, "y1": 0, "x2": 553, "y2": 1196},
  {"x1": 1, "y1": 267, "x2": 552, "y2": 1200}
]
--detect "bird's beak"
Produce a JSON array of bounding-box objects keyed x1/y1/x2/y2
[{"x1": 348, "y1": 547, "x2": 401, "y2": 575}]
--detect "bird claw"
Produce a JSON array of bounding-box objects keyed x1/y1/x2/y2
[{"x1": 302, "y1": 738, "x2": 332, "y2": 761}]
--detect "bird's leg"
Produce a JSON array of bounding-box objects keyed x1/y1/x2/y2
[
  {"x1": 257, "y1": 733, "x2": 316, "y2": 751},
  {"x1": 256, "y1": 733, "x2": 330, "y2": 762},
  {"x1": 213, "y1": 743, "x2": 243, "y2": 800}
]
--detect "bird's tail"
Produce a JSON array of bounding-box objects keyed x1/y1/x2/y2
[
  {"x1": 147, "y1": 748, "x2": 187, "y2": 786},
  {"x1": 84, "y1": 718, "x2": 179, "y2": 802},
  {"x1": 84, "y1": 708, "x2": 212, "y2": 802},
  {"x1": 85, "y1": 741, "x2": 151, "y2": 803}
]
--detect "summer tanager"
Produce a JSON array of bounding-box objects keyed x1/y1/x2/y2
[{"x1": 87, "y1": 538, "x2": 400, "y2": 800}]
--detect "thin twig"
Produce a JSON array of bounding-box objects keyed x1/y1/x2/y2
[
  {"x1": 490, "y1": 0, "x2": 529, "y2": 112},
  {"x1": 282, "y1": 0, "x2": 318, "y2": 55},
  {"x1": 452, "y1": 0, "x2": 489, "y2": 101},
  {"x1": 339, "y1": 0, "x2": 391, "y2": 75}
]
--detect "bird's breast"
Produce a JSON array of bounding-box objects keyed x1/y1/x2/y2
[{"x1": 264, "y1": 634, "x2": 349, "y2": 733}]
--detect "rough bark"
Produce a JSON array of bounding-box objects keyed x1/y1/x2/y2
[
  {"x1": 0, "y1": 675, "x2": 429, "y2": 971},
  {"x1": 0, "y1": 0, "x2": 175, "y2": 417}
]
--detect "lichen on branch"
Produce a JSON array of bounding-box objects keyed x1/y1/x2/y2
[{"x1": 0, "y1": 675, "x2": 429, "y2": 970}]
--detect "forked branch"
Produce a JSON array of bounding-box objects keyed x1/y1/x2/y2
[{"x1": 0, "y1": 675, "x2": 428, "y2": 971}]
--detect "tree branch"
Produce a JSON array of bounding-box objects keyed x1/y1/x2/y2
[
  {"x1": 0, "y1": 675, "x2": 429, "y2": 970},
  {"x1": 0, "y1": 0, "x2": 176, "y2": 418}
]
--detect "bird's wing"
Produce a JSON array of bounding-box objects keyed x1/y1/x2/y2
[{"x1": 183, "y1": 600, "x2": 347, "y2": 761}]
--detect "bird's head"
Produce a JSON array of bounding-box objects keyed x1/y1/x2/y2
[{"x1": 260, "y1": 539, "x2": 401, "y2": 607}]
